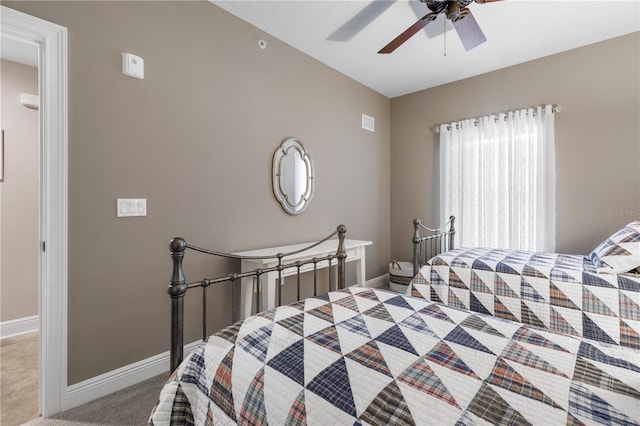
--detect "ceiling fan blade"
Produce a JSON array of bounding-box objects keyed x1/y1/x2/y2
[
  {"x1": 378, "y1": 12, "x2": 438, "y2": 54},
  {"x1": 328, "y1": 1, "x2": 395, "y2": 42},
  {"x1": 453, "y1": 9, "x2": 487, "y2": 51}
]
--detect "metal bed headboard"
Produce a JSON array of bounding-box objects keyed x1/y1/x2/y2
[
  {"x1": 168, "y1": 225, "x2": 347, "y2": 372},
  {"x1": 412, "y1": 216, "x2": 455, "y2": 275}
]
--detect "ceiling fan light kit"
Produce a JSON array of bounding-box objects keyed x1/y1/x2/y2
[
  {"x1": 445, "y1": 1, "x2": 462, "y2": 21},
  {"x1": 378, "y1": 0, "x2": 501, "y2": 54}
]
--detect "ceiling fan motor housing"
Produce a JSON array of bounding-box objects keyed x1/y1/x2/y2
[{"x1": 425, "y1": 1, "x2": 474, "y2": 21}]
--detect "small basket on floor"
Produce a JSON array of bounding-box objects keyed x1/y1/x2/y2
[{"x1": 389, "y1": 261, "x2": 413, "y2": 293}]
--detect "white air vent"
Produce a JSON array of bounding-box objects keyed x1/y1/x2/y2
[{"x1": 362, "y1": 114, "x2": 375, "y2": 132}]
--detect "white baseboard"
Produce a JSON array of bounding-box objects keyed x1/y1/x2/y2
[
  {"x1": 65, "y1": 340, "x2": 200, "y2": 411},
  {"x1": 0, "y1": 315, "x2": 39, "y2": 339},
  {"x1": 362, "y1": 274, "x2": 389, "y2": 289}
]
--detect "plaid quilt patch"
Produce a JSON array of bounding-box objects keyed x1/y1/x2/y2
[
  {"x1": 150, "y1": 288, "x2": 639, "y2": 426},
  {"x1": 409, "y1": 247, "x2": 640, "y2": 349}
]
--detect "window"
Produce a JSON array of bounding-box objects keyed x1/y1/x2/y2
[{"x1": 439, "y1": 105, "x2": 556, "y2": 251}]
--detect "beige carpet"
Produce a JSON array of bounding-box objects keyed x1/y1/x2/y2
[
  {"x1": 1, "y1": 331, "x2": 167, "y2": 425},
  {"x1": 0, "y1": 332, "x2": 39, "y2": 426},
  {"x1": 24, "y1": 373, "x2": 167, "y2": 426}
]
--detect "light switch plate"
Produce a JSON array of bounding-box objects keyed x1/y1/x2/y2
[{"x1": 117, "y1": 198, "x2": 147, "y2": 217}]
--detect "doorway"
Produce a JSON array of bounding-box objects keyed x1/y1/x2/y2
[
  {"x1": 0, "y1": 36, "x2": 40, "y2": 425},
  {"x1": 0, "y1": 6, "x2": 68, "y2": 418}
]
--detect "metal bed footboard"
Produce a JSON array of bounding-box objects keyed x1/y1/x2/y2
[
  {"x1": 412, "y1": 216, "x2": 455, "y2": 275},
  {"x1": 168, "y1": 225, "x2": 347, "y2": 372}
]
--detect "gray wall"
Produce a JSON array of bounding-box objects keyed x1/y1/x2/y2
[
  {"x1": 5, "y1": 1, "x2": 390, "y2": 384},
  {"x1": 0, "y1": 60, "x2": 39, "y2": 323},
  {"x1": 391, "y1": 32, "x2": 640, "y2": 262}
]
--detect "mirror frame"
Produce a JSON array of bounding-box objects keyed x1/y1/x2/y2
[{"x1": 272, "y1": 137, "x2": 314, "y2": 215}]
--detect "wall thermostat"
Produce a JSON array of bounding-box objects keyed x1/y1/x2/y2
[{"x1": 122, "y1": 53, "x2": 144, "y2": 79}]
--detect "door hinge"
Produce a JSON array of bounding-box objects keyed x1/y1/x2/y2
[{"x1": 42, "y1": 241, "x2": 46, "y2": 252}]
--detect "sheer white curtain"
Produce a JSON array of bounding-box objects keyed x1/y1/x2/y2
[{"x1": 440, "y1": 105, "x2": 556, "y2": 251}]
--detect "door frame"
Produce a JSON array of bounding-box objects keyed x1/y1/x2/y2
[{"x1": 1, "y1": 6, "x2": 68, "y2": 416}]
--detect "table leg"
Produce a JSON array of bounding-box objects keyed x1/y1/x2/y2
[
  {"x1": 265, "y1": 272, "x2": 278, "y2": 310},
  {"x1": 240, "y1": 276, "x2": 253, "y2": 320},
  {"x1": 355, "y1": 248, "x2": 366, "y2": 285}
]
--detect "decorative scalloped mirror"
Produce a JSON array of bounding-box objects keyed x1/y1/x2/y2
[{"x1": 272, "y1": 137, "x2": 314, "y2": 215}]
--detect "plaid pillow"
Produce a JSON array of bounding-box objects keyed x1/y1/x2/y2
[{"x1": 589, "y1": 221, "x2": 640, "y2": 274}]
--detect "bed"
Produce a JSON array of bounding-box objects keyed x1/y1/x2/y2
[
  {"x1": 409, "y1": 218, "x2": 640, "y2": 350},
  {"x1": 150, "y1": 221, "x2": 640, "y2": 425}
]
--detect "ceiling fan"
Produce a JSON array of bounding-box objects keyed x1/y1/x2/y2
[{"x1": 378, "y1": 0, "x2": 502, "y2": 54}]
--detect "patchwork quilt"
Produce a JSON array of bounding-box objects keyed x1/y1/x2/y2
[
  {"x1": 150, "y1": 287, "x2": 639, "y2": 426},
  {"x1": 409, "y1": 248, "x2": 640, "y2": 350}
]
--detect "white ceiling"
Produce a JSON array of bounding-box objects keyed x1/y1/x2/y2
[{"x1": 212, "y1": 0, "x2": 640, "y2": 98}]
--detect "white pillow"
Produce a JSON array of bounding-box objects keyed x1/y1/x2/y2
[{"x1": 589, "y1": 221, "x2": 640, "y2": 274}]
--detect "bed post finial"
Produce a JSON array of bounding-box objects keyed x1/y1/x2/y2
[
  {"x1": 337, "y1": 225, "x2": 347, "y2": 290},
  {"x1": 448, "y1": 216, "x2": 456, "y2": 250},
  {"x1": 169, "y1": 237, "x2": 188, "y2": 373},
  {"x1": 413, "y1": 219, "x2": 421, "y2": 275}
]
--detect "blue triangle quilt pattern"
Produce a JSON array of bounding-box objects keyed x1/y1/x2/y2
[{"x1": 151, "y1": 287, "x2": 639, "y2": 425}]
